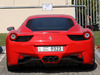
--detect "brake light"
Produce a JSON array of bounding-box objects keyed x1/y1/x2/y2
[
  {"x1": 10, "y1": 33, "x2": 17, "y2": 41},
  {"x1": 83, "y1": 32, "x2": 91, "y2": 39}
]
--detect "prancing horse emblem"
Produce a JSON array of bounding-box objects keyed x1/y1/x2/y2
[{"x1": 49, "y1": 36, "x2": 52, "y2": 41}]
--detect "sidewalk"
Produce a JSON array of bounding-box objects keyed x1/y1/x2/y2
[{"x1": 0, "y1": 46, "x2": 6, "y2": 54}]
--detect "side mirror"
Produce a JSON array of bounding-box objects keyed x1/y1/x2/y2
[
  {"x1": 7, "y1": 27, "x2": 15, "y2": 31},
  {"x1": 86, "y1": 25, "x2": 94, "y2": 30}
]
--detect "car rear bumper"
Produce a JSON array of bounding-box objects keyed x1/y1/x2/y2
[{"x1": 6, "y1": 37, "x2": 95, "y2": 66}]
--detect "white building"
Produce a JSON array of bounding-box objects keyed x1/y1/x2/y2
[{"x1": 0, "y1": 0, "x2": 75, "y2": 33}]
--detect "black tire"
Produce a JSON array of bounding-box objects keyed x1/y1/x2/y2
[
  {"x1": 7, "y1": 62, "x2": 20, "y2": 72},
  {"x1": 7, "y1": 63, "x2": 14, "y2": 71},
  {"x1": 86, "y1": 59, "x2": 95, "y2": 69},
  {"x1": 80, "y1": 59, "x2": 95, "y2": 69}
]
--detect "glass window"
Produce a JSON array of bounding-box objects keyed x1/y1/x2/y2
[{"x1": 26, "y1": 17, "x2": 74, "y2": 31}]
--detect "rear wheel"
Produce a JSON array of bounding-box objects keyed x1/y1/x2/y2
[
  {"x1": 86, "y1": 59, "x2": 95, "y2": 69},
  {"x1": 7, "y1": 62, "x2": 21, "y2": 72},
  {"x1": 79, "y1": 59, "x2": 95, "y2": 69},
  {"x1": 7, "y1": 63, "x2": 16, "y2": 71}
]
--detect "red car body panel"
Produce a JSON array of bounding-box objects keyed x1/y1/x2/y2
[{"x1": 6, "y1": 15, "x2": 95, "y2": 66}]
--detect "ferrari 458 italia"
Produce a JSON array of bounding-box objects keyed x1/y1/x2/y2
[{"x1": 6, "y1": 15, "x2": 95, "y2": 71}]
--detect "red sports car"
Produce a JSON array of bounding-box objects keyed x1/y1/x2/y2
[{"x1": 6, "y1": 15, "x2": 95, "y2": 71}]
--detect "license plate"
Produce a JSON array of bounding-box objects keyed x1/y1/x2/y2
[{"x1": 38, "y1": 46, "x2": 63, "y2": 52}]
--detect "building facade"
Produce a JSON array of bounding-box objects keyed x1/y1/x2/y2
[{"x1": 0, "y1": 0, "x2": 74, "y2": 33}]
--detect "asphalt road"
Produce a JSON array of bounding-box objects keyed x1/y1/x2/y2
[{"x1": 0, "y1": 55, "x2": 100, "y2": 75}]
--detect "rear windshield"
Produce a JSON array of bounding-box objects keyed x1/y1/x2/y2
[{"x1": 26, "y1": 17, "x2": 74, "y2": 31}]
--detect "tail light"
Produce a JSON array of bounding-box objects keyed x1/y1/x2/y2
[
  {"x1": 10, "y1": 33, "x2": 33, "y2": 42},
  {"x1": 10, "y1": 33, "x2": 17, "y2": 41},
  {"x1": 83, "y1": 32, "x2": 91, "y2": 39}
]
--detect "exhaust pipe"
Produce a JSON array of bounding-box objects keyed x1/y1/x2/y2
[
  {"x1": 54, "y1": 56, "x2": 59, "y2": 62},
  {"x1": 43, "y1": 56, "x2": 48, "y2": 62},
  {"x1": 43, "y1": 56, "x2": 59, "y2": 62},
  {"x1": 48, "y1": 56, "x2": 54, "y2": 62}
]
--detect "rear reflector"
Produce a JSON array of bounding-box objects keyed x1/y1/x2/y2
[
  {"x1": 77, "y1": 54, "x2": 82, "y2": 58},
  {"x1": 19, "y1": 55, "x2": 24, "y2": 59}
]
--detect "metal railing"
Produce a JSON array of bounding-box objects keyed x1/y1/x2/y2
[
  {"x1": 74, "y1": 0, "x2": 99, "y2": 28},
  {"x1": 0, "y1": 5, "x2": 86, "y2": 9}
]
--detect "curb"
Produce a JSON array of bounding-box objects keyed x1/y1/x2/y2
[
  {"x1": 95, "y1": 48, "x2": 100, "y2": 64},
  {"x1": 0, "y1": 46, "x2": 6, "y2": 54}
]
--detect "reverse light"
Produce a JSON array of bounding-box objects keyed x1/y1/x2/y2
[
  {"x1": 10, "y1": 33, "x2": 17, "y2": 41},
  {"x1": 83, "y1": 32, "x2": 91, "y2": 39}
]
